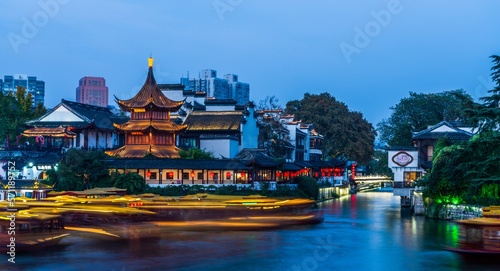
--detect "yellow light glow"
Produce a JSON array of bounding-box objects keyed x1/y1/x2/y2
[
  {"x1": 148, "y1": 57, "x2": 154, "y2": 67},
  {"x1": 134, "y1": 108, "x2": 146, "y2": 113}
]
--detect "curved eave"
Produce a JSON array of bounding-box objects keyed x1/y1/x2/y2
[
  {"x1": 113, "y1": 122, "x2": 188, "y2": 133},
  {"x1": 115, "y1": 98, "x2": 184, "y2": 112}
]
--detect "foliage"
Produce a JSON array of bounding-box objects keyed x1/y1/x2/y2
[
  {"x1": 178, "y1": 148, "x2": 215, "y2": 159},
  {"x1": 256, "y1": 96, "x2": 291, "y2": 158},
  {"x1": 377, "y1": 89, "x2": 475, "y2": 146},
  {"x1": 285, "y1": 92, "x2": 376, "y2": 163},
  {"x1": 296, "y1": 176, "x2": 319, "y2": 200},
  {"x1": 365, "y1": 150, "x2": 393, "y2": 177},
  {"x1": 464, "y1": 55, "x2": 500, "y2": 133},
  {"x1": 113, "y1": 172, "x2": 147, "y2": 195},
  {"x1": 419, "y1": 132, "x2": 500, "y2": 205},
  {"x1": 258, "y1": 95, "x2": 282, "y2": 111},
  {"x1": 49, "y1": 149, "x2": 111, "y2": 191},
  {"x1": 416, "y1": 56, "x2": 500, "y2": 206},
  {"x1": 0, "y1": 86, "x2": 47, "y2": 148}
]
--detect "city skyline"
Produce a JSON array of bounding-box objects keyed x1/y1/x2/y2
[{"x1": 1, "y1": 0, "x2": 500, "y2": 126}]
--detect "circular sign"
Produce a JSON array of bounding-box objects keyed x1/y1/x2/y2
[{"x1": 392, "y1": 151, "x2": 414, "y2": 166}]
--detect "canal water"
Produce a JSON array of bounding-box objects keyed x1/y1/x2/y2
[{"x1": 2, "y1": 190, "x2": 500, "y2": 271}]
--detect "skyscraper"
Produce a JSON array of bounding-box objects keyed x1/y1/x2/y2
[
  {"x1": 180, "y1": 69, "x2": 250, "y2": 105},
  {"x1": 76, "y1": 76, "x2": 108, "y2": 107},
  {"x1": 1, "y1": 74, "x2": 45, "y2": 106}
]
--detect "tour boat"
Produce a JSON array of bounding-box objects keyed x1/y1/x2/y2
[
  {"x1": 446, "y1": 217, "x2": 500, "y2": 259},
  {"x1": 0, "y1": 211, "x2": 69, "y2": 252}
]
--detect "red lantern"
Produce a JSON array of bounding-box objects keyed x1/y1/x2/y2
[
  {"x1": 146, "y1": 171, "x2": 152, "y2": 178},
  {"x1": 226, "y1": 172, "x2": 232, "y2": 179},
  {"x1": 241, "y1": 172, "x2": 246, "y2": 178},
  {"x1": 210, "y1": 172, "x2": 214, "y2": 178},
  {"x1": 190, "y1": 171, "x2": 195, "y2": 178},
  {"x1": 314, "y1": 172, "x2": 318, "y2": 178}
]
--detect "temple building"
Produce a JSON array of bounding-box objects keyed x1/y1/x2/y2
[{"x1": 106, "y1": 58, "x2": 187, "y2": 158}]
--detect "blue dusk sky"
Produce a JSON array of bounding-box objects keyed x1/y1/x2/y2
[{"x1": 1, "y1": 0, "x2": 499, "y2": 126}]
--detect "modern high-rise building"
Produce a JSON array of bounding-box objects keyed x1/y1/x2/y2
[
  {"x1": 76, "y1": 76, "x2": 108, "y2": 107},
  {"x1": 224, "y1": 74, "x2": 250, "y2": 106},
  {"x1": 180, "y1": 69, "x2": 250, "y2": 105},
  {"x1": 1, "y1": 74, "x2": 45, "y2": 106}
]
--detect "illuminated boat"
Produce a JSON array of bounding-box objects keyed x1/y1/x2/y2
[
  {"x1": 447, "y1": 217, "x2": 500, "y2": 258},
  {"x1": 137, "y1": 195, "x2": 321, "y2": 222},
  {"x1": 0, "y1": 211, "x2": 69, "y2": 252}
]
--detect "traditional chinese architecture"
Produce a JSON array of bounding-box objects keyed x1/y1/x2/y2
[
  {"x1": 106, "y1": 58, "x2": 187, "y2": 158},
  {"x1": 388, "y1": 121, "x2": 474, "y2": 207},
  {"x1": 23, "y1": 99, "x2": 125, "y2": 151}
]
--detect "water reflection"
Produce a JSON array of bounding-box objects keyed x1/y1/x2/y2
[{"x1": 1, "y1": 191, "x2": 499, "y2": 271}]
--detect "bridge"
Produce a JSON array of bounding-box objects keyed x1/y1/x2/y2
[{"x1": 352, "y1": 175, "x2": 393, "y2": 193}]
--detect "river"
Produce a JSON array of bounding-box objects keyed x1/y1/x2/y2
[{"x1": 2, "y1": 190, "x2": 499, "y2": 271}]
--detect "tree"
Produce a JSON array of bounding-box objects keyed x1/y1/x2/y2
[
  {"x1": 466, "y1": 55, "x2": 500, "y2": 133},
  {"x1": 114, "y1": 173, "x2": 147, "y2": 195},
  {"x1": 416, "y1": 56, "x2": 500, "y2": 206},
  {"x1": 256, "y1": 96, "x2": 291, "y2": 158},
  {"x1": 285, "y1": 92, "x2": 376, "y2": 163},
  {"x1": 366, "y1": 150, "x2": 393, "y2": 177},
  {"x1": 178, "y1": 148, "x2": 214, "y2": 159},
  {"x1": 377, "y1": 89, "x2": 475, "y2": 146},
  {"x1": 0, "y1": 86, "x2": 47, "y2": 148},
  {"x1": 48, "y1": 149, "x2": 111, "y2": 191}
]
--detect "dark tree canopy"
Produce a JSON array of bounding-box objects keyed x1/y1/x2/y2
[
  {"x1": 466, "y1": 55, "x2": 500, "y2": 133},
  {"x1": 47, "y1": 149, "x2": 111, "y2": 191},
  {"x1": 377, "y1": 89, "x2": 475, "y2": 146},
  {"x1": 417, "y1": 56, "x2": 500, "y2": 206},
  {"x1": 114, "y1": 172, "x2": 147, "y2": 195},
  {"x1": 0, "y1": 86, "x2": 47, "y2": 148},
  {"x1": 285, "y1": 92, "x2": 376, "y2": 163}
]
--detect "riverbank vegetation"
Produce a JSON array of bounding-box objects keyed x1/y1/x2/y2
[{"x1": 417, "y1": 55, "x2": 500, "y2": 210}]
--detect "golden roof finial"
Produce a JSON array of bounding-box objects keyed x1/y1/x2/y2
[{"x1": 148, "y1": 55, "x2": 154, "y2": 68}]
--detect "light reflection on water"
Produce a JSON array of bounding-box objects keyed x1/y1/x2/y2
[{"x1": 1, "y1": 191, "x2": 499, "y2": 271}]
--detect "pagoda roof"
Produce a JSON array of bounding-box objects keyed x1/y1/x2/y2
[
  {"x1": 105, "y1": 144, "x2": 181, "y2": 158},
  {"x1": 184, "y1": 111, "x2": 244, "y2": 132},
  {"x1": 113, "y1": 120, "x2": 187, "y2": 133},
  {"x1": 115, "y1": 58, "x2": 185, "y2": 112}
]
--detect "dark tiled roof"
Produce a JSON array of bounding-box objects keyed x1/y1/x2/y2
[
  {"x1": 204, "y1": 99, "x2": 237, "y2": 105},
  {"x1": 115, "y1": 65, "x2": 184, "y2": 112},
  {"x1": 385, "y1": 146, "x2": 418, "y2": 151},
  {"x1": 281, "y1": 163, "x2": 302, "y2": 171},
  {"x1": 105, "y1": 158, "x2": 250, "y2": 170},
  {"x1": 235, "y1": 149, "x2": 285, "y2": 168},
  {"x1": 158, "y1": 84, "x2": 185, "y2": 91},
  {"x1": 412, "y1": 121, "x2": 473, "y2": 141},
  {"x1": 26, "y1": 100, "x2": 123, "y2": 131},
  {"x1": 184, "y1": 111, "x2": 244, "y2": 132},
  {"x1": 106, "y1": 145, "x2": 181, "y2": 159}
]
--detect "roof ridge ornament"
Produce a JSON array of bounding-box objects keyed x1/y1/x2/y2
[{"x1": 148, "y1": 56, "x2": 154, "y2": 68}]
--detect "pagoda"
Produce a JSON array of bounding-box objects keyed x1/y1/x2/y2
[{"x1": 106, "y1": 57, "x2": 187, "y2": 158}]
